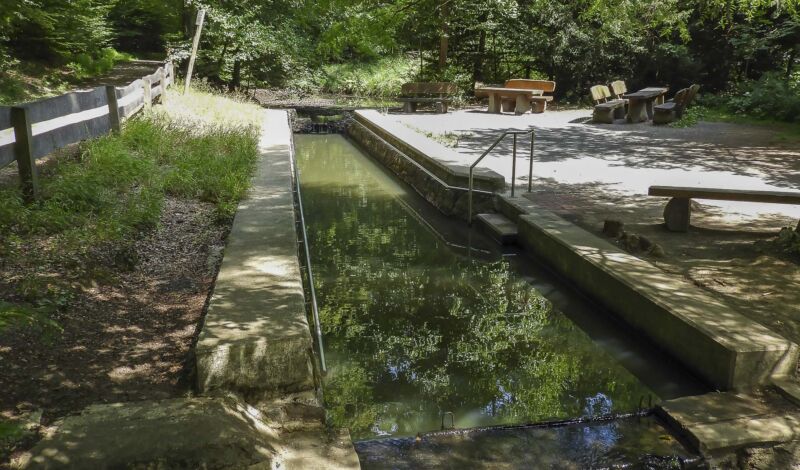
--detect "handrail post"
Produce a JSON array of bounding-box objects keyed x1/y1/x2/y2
[
  {"x1": 528, "y1": 130, "x2": 534, "y2": 193},
  {"x1": 511, "y1": 133, "x2": 517, "y2": 197},
  {"x1": 468, "y1": 169, "x2": 474, "y2": 225}
]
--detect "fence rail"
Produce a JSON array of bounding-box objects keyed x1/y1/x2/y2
[{"x1": 0, "y1": 62, "x2": 174, "y2": 198}]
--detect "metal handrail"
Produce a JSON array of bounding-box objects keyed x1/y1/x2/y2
[
  {"x1": 289, "y1": 137, "x2": 327, "y2": 374},
  {"x1": 468, "y1": 128, "x2": 535, "y2": 225}
]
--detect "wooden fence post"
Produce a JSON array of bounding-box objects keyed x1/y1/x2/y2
[
  {"x1": 184, "y1": 9, "x2": 206, "y2": 94},
  {"x1": 159, "y1": 68, "x2": 167, "y2": 104},
  {"x1": 142, "y1": 78, "x2": 152, "y2": 108},
  {"x1": 10, "y1": 106, "x2": 39, "y2": 200},
  {"x1": 105, "y1": 85, "x2": 121, "y2": 134}
]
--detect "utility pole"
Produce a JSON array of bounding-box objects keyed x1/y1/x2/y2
[{"x1": 184, "y1": 9, "x2": 206, "y2": 94}]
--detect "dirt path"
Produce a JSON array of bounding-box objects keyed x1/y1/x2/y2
[
  {"x1": 0, "y1": 197, "x2": 225, "y2": 425},
  {"x1": 74, "y1": 59, "x2": 165, "y2": 89}
]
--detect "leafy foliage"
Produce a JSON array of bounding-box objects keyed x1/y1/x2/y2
[{"x1": 1, "y1": 0, "x2": 797, "y2": 102}]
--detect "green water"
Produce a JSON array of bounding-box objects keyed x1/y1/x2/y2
[{"x1": 295, "y1": 135, "x2": 701, "y2": 441}]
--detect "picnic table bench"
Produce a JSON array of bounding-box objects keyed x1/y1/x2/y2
[
  {"x1": 648, "y1": 185, "x2": 800, "y2": 231},
  {"x1": 590, "y1": 84, "x2": 626, "y2": 123},
  {"x1": 398, "y1": 82, "x2": 458, "y2": 113},
  {"x1": 476, "y1": 79, "x2": 555, "y2": 115},
  {"x1": 625, "y1": 87, "x2": 668, "y2": 123},
  {"x1": 653, "y1": 84, "x2": 700, "y2": 125}
]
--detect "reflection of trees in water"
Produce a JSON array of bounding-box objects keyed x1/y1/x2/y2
[{"x1": 299, "y1": 138, "x2": 649, "y2": 438}]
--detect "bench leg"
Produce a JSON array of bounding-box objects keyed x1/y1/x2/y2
[
  {"x1": 515, "y1": 95, "x2": 532, "y2": 115},
  {"x1": 593, "y1": 107, "x2": 614, "y2": 124},
  {"x1": 664, "y1": 197, "x2": 691, "y2": 232},
  {"x1": 488, "y1": 93, "x2": 502, "y2": 113},
  {"x1": 531, "y1": 100, "x2": 547, "y2": 113},
  {"x1": 402, "y1": 102, "x2": 417, "y2": 113},
  {"x1": 626, "y1": 100, "x2": 646, "y2": 123},
  {"x1": 435, "y1": 102, "x2": 446, "y2": 113},
  {"x1": 653, "y1": 109, "x2": 674, "y2": 125},
  {"x1": 502, "y1": 99, "x2": 516, "y2": 113}
]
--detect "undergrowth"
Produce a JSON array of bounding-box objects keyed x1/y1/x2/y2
[
  {"x1": 316, "y1": 55, "x2": 417, "y2": 97},
  {"x1": 0, "y1": 48, "x2": 131, "y2": 105},
  {"x1": 0, "y1": 87, "x2": 261, "y2": 333}
]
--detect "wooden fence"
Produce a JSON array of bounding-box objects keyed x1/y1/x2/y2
[{"x1": 0, "y1": 62, "x2": 175, "y2": 199}]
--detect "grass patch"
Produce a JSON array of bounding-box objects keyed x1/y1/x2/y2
[
  {"x1": 403, "y1": 123, "x2": 471, "y2": 148},
  {"x1": 0, "y1": 87, "x2": 261, "y2": 332},
  {"x1": 670, "y1": 104, "x2": 800, "y2": 142}
]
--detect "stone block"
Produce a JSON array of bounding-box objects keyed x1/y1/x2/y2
[{"x1": 21, "y1": 397, "x2": 279, "y2": 469}]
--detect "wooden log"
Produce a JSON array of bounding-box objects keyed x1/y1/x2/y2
[{"x1": 11, "y1": 106, "x2": 39, "y2": 200}]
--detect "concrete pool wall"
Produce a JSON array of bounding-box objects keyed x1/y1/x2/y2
[
  {"x1": 349, "y1": 110, "x2": 798, "y2": 392},
  {"x1": 348, "y1": 111, "x2": 503, "y2": 220}
]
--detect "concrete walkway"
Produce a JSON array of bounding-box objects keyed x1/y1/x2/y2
[
  {"x1": 196, "y1": 110, "x2": 315, "y2": 400},
  {"x1": 382, "y1": 109, "x2": 800, "y2": 223}
]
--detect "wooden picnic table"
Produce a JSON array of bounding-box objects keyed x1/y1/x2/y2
[
  {"x1": 475, "y1": 87, "x2": 544, "y2": 115},
  {"x1": 625, "y1": 87, "x2": 668, "y2": 123}
]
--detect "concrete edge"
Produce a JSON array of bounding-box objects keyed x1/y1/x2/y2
[
  {"x1": 347, "y1": 119, "x2": 494, "y2": 220},
  {"x1": 515, "y1": 203, "x2": 797, "y2": 390},
  {"x1": 354, "y1": 110, "x2": 505, "y2": 192}
]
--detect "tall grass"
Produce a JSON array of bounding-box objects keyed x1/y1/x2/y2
[{"x1": 0, "y1": 87, "x2": 262, "y2": 332}]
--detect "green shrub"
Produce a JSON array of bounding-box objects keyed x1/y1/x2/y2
[
  {"x1": 317, "y1": 55, "x2": 418, "y2": 97},
  {"x1": 709, "y1": 72, "x2": 800, "y2": 123},
  {"x1": 67, "y1": 47, "x2": 133, "y2": 80}
]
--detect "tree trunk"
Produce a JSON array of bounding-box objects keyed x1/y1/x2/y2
[
  {"x1": 472, "y1": 28, "x2": 486, "y2": 83},
  {"x1": 438, "y1": 1, "x2": 449, "y2": 71},
  {"x1": 229, "y1": 59, "x2": 242, "y2": 92},
  {"x1": 787, "y1": 46, "x2": 797, "y2": 79}
]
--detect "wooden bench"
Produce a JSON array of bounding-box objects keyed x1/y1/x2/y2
[
  {"x1": 398, "y1": 82, "x2": 458, "y2": 113},
  {"x1": 590, "y1": 85, "x2": 626, "y2": 123},
  {"x1": 653, "y1": 84, "x2": 700, "y2": 125},
  {"x1": 648, "y1": 185, "x2": 800, "y2": 232},
  {"x1": 501, "y1": 79, "x2": 555, "y2": 113}
]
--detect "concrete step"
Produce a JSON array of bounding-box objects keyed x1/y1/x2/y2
[
  {"x1": 658, "y1": 391, "x2": 800, "y2": 456},
  {"x1": 495, "y1": 193, "x2": 539, "y2": 223},
  {"x1": 476, "y1": 212, "x2": 518, "y2": 245}
]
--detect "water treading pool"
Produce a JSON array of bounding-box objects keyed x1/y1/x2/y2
[{"x1": 295, "y1": 134, "x2": 705, "y2": 464}]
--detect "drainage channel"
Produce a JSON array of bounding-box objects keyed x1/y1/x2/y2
[{"x1": 294, "y1": 132, "x2": 708, "y2": 467}]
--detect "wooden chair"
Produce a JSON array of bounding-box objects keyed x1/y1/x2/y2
[
  {"x1": 591, "y1": 85, "x2": 626, "y2": 124},
  {"x1": 653, "y1": 86, "x2": 697, "y2": 125}
]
